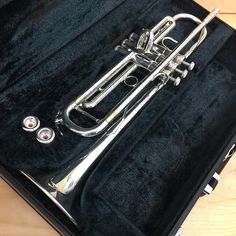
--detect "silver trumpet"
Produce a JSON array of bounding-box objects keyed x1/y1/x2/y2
[
  {"x1": 49, "y1": 8, "x2": 220, "y2": 198},
  {"x1": 55, "y1": 11, "x2": 209, "y2": 137},
  {"x1": 21, "y1": 8, "x2": 220, "y2": 226}
]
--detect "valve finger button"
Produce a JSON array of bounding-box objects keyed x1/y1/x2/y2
[
  {"x1": 169, "y1": 76, "x2": 181, "y2": 86},
  {"x1": 175, "y1": 68, "x2": 188, "y2": 78},
  {"x1": 183, "y1": 61, "x2": 195, "y2": 71},
  {"x1": 174, "y1": 55, "x2": 195, "y2": 71}
]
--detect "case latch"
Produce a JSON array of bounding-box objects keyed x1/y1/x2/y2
[{"x1": 203, "y1": 172, "x2": 220, "y2": 195}]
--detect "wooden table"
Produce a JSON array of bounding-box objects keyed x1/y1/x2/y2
[
  {"x1": 196, "y1": 0, "x2": 236, "y2": 28},
  {"x1": 0, "y1": 1, "x2": 236, "y2": 235}
]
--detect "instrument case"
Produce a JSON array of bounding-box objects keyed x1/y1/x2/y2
[{"x1": 0, "y1": 0, "x2": 236, "y2": 235}]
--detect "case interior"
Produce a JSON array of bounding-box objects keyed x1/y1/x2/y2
[{"x1": 0, "y1": 0, "x2": 236, "y2": 235}]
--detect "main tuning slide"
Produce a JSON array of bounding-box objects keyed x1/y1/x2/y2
[{"x1": 22, "y1": 9, "x2": 220, "y2": 226}]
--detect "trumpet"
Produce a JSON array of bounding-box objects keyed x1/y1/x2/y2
[
  {"x1": 55, "y1": 12, "x2": 210, "y2": 137},
  {"x1": 49, "y1": 9, "x2": 220, "y2": 198}
]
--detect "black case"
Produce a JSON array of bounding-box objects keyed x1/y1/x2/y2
[{"x1": 0, "y1": 0, "x2": 236, "y2": 235}]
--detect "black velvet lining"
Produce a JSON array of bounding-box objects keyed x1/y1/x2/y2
[
  {"x1": 0, "y1": 0, "x2": 12, "y2": 8},
  {"x1": 79, "y1": 59, "x2": 236, "y2": 236},
  {"x1": 0, "y1": 0, "x2": 235, "y2": 235},
  {"x1": 0, "y1": 0, "x2": 127, "y2": 89},
  {"x1": 0, "y1": 0, "x2": 178, "y2": 171}
]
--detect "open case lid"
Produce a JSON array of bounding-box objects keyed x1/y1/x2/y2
[{"x1": 0, "y1": 0, "x2": 236, "y2": 235}]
